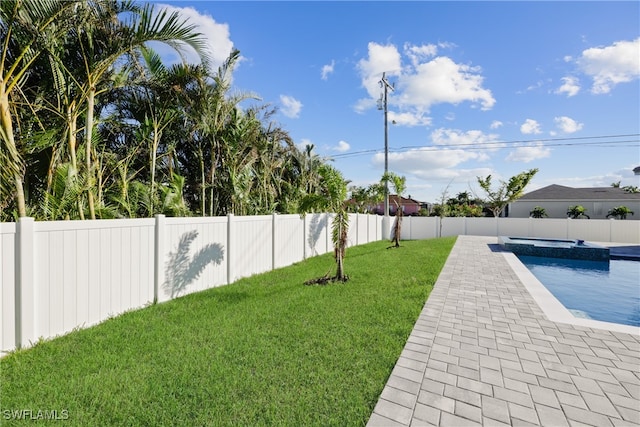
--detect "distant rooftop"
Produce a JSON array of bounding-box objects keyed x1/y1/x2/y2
[{"x1": 520, "y1": 184, "x2": 640, "y2": 201}]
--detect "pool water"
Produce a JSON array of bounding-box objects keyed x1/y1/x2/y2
[{"x1": 517, "y1": 255, "x2": 640, "y2": 327}]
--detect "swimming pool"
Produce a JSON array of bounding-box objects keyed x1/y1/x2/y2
[{"x1": 517, "y1": 255, "x2": 640, "y2": 327}]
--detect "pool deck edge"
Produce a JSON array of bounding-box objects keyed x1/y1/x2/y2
[{"x1": 502, "y1": 251, "x2": 640, "y2": 335}]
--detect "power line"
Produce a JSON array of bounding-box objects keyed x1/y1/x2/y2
[{"x1": 328, "y1": 133, "x2": 640, "y2": 160}]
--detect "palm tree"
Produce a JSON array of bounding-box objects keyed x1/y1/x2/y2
[
  {"x1": 529, "y1": 206, "x2": 548, "y2": 218},
  {"x1": 567, "y1": 205, "x2": 590, "y2": 219},
  {"x1": 606, "y1": 206, "x2": 634, "y2": 220},
  {"x1": 50, "y1": 1, "x2": 209, "y2": 219},
  {"x1": 300, "y1": 164, "x2": 349, "y2": 283},
  {"x1": 381, "y1": 171, "x2": 406, "y2": 248},
  {"x1": 1, "y1": 0, "x2": 77, "y2": 218}
]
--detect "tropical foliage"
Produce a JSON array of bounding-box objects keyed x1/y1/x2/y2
[
  {"x1": 299, "y1": 164, "x2": 350, "y2": 283},
  {"x1": 0, "y1": 0, "x2": 329, "y2": 222},
  {"x1": 444, "y1": 191, "x2": 484, "y2": 217},
  {"x1": 567, "y1": 205, "x2": 590, "y2": 219},
  {"x1": 476, "y1": 169, "x2": 538, "y2": 217},
  {"x1": 606, "y1": 206, "x2": 634, "y2": 220},
  {"x1": 529, "y1": 206, "x2": 548, "y2": 218},
  {"x1": 347, "y1": 183, "x2": 384, "y2": 214}
]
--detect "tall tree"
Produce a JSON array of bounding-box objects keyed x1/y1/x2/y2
[
  {"x1": 477, "y1": 168, "x2": 538, "y2": 217},
  {"x1": 54, "y1": 0, "x2": 209, "y2": 218},
  {"x1": 1, "y1": 0, "x2": 76, "y2": 218}
]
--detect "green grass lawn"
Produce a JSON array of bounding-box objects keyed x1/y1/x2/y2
[{"x1": 1, "y1": 237, "x2": 456, "y2": 426}]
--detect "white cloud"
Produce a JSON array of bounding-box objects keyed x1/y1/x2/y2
[
  {"x1": 490, "y1": 120, "x2": 503, "y2": 129},
  {"x1": 353, "y1": 97, "x2": 377, "y2": 114},
  {"x1": 431, "y1": 128, "x2": 501, "y2": 154},
  {"x1": 388, "y1": 111, "x2": 432, "y2": 127},
  {"x1": 372, "y1": 148, "x2": 484, "y2": 172},
  {"x1": 154, "y1": 4, "x2": 235, "y2": 73},
  {"x1": 555, "y1": 76, "x2": 581, "y2": 97},
  {"x1": 321, "y1": 60, "x2": 335, "y2": 80},
  {"x1": 403, "y1": 43, "x2": 438, "y2": 67},
  {"x1": 577, "y1": 38, "x2": 640, "y2": 94},
  {"x1": 356, "y1": 42, "x2": 402, "y2": 99},
  {"x1": 297, "y1": 138, "x2": 314, "y2": 151},
  {"x1": 554, "y1": 116, "x2": 583, "y2": 134},
  {"x1": 520, "y1": 119, "x2": 542, "y2": 135},
  {"x1": 399, "y1": 56, "x2": 496, "y2": 111},
  {"x1": 279, "y1": 95, "x2": 303, "y2": 118},
  {"x1": 506, "y1": 144, "x2": 551, "y2": 163},
  {"x1": 355, "y1": 41, "x2": 495, "y2": 120},
  {"x1": 328, "y1": 140, "x2": 350, "y2": 152}
]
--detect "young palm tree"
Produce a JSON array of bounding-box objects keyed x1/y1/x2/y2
[
  {"x1": 529, "y1": 206, "x2": 548, "y2": 218},
  {"x1": 381, "y1": 171, "x2": 407, "y2": 248},
  {"x1": 300, "y1": 164, "x2": 349, "y2": 283},
  {"x1": 567, "y1": 205, "x2": 590, "y2": 219},
  {"x1": 606, "y1": 206, "x2": 634, "y2": 220}
]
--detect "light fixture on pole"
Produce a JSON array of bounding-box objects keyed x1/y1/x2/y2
[{"x1": 378, "y1": 72, "x2": 394, "y2": 218}]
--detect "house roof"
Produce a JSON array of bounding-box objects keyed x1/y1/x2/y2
[
  {"x1": 519, "y1": 184, "x2": 640, "y2": 201},
  {"x1": 387, "y1": 194, "x2": 421, "y2": 205}
]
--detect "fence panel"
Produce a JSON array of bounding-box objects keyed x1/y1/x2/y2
[
  {"x1": 162, "y1": 217, "x2": 228, "y2": 302},
  {"x1": 403, "y1": 217, "x2": 437, "y2": 240},
  {"x1": 498, "y1": 218, "x2": 532, "y2": 237},
  {"x1": 275, "y1": 214, "x2": 305, "y2": 269},
  {"x1": 567, "y1": 219, "x2": 610, "y2": 242},
  {"x1": 230, "y1": 215, "x2": 273, "y2": 283},
  {"x1": 440, "y1": 217, "x2": 465, "y2": 237},
  {"x1": 370, "y1": 215, "x2": 382, "y2": 242},
  {"x1": 466, "y1": 217, "x2": 498, "y2": 236},
  {"x1": 530, "y1": 219, "x2": 568, "y2": 238},
  {"x1": 611, "y1": 220, "x2": 640, "y2": 243},
  {"x1": 34, "y1": 220, "x2": 155, "y2": 343},
  {"x1": 355, "y1": 214, "x2": 369, "y2": 245},
  {"x1": 305, "y1": 213, "x2": 329, "y2": 257},
  {"x1": 1, "y1": 223, "x2": 16, "y2": 353}
]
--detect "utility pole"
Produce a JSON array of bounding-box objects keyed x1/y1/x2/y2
[{"x1": 378, "y1": 72, "x2": 394, "y2": 220}]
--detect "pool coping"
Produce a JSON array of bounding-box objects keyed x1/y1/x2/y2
[{"x1": 502, "y1": 250, "x2": 640, "y2": 335}]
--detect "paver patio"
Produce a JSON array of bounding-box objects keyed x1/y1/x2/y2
[{"x1": 368, "y1": 235, "x2": 640, "y2": 426}]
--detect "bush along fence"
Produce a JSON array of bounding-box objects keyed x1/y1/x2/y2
[
  {"x1": 2, "y1": 214, "x2": 638, "y2": 354},
  {"x1": 1, "y1": 213, "x2": 383, "y2": 354}
]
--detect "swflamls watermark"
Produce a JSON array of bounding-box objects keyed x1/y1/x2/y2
[{"x1": 2, "y1": 409, "x2": 69, "y2": 421}]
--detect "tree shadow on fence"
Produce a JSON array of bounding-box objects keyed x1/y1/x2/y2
[
  {"x1": 163, "y1": 230, "x2": 224, "y2": 298},
  {"x1": 307, "y1": 214, "x2": 327, "y2": 257}
]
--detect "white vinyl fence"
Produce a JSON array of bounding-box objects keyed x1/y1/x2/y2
[
  {"x1": 1, "y1": 213, "x2": 382, "y2": 354},
  {"x1": 399, "y1": 216, "x2": 640, "y2": 244},
  {"x1": 2, "y1": 214, "x2": 638, "y2": 354}
]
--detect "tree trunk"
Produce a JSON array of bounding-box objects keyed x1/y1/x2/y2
[
  {"x1": 0, "y1": 90, "x2": 27, "y2": 217},
  {"x1": 67, "y1": 107, "x2": 84, "y2": 219},
  {"x1": 85, "y1": 86, "x2": 96, "y2": 219},
  {"x1": 393, "y1": 208, "x2": 403, "y2": 247},
  {"x1": 150, "y1": 124, "x2": 159, "y2": 216},
  {"x1": 197, "y1": 146, "x2": 204, "y2": 216}
]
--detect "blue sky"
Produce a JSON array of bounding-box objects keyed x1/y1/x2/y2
[{"x1": 152, "y1": 1, "x2": 639, "y2": 203}]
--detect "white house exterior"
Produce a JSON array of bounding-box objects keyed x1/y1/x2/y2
[{"x1": 508, "y1": 185, "x2": 640, "y2": 219}]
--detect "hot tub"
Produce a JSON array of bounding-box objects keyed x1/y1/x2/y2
[{"x1": 498, "y1": 236, "x2": 610, "y2": 261}]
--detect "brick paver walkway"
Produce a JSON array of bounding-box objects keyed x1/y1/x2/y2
[{"x1": 368, "y1": 235, "x2": 640, "y2": 426}]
